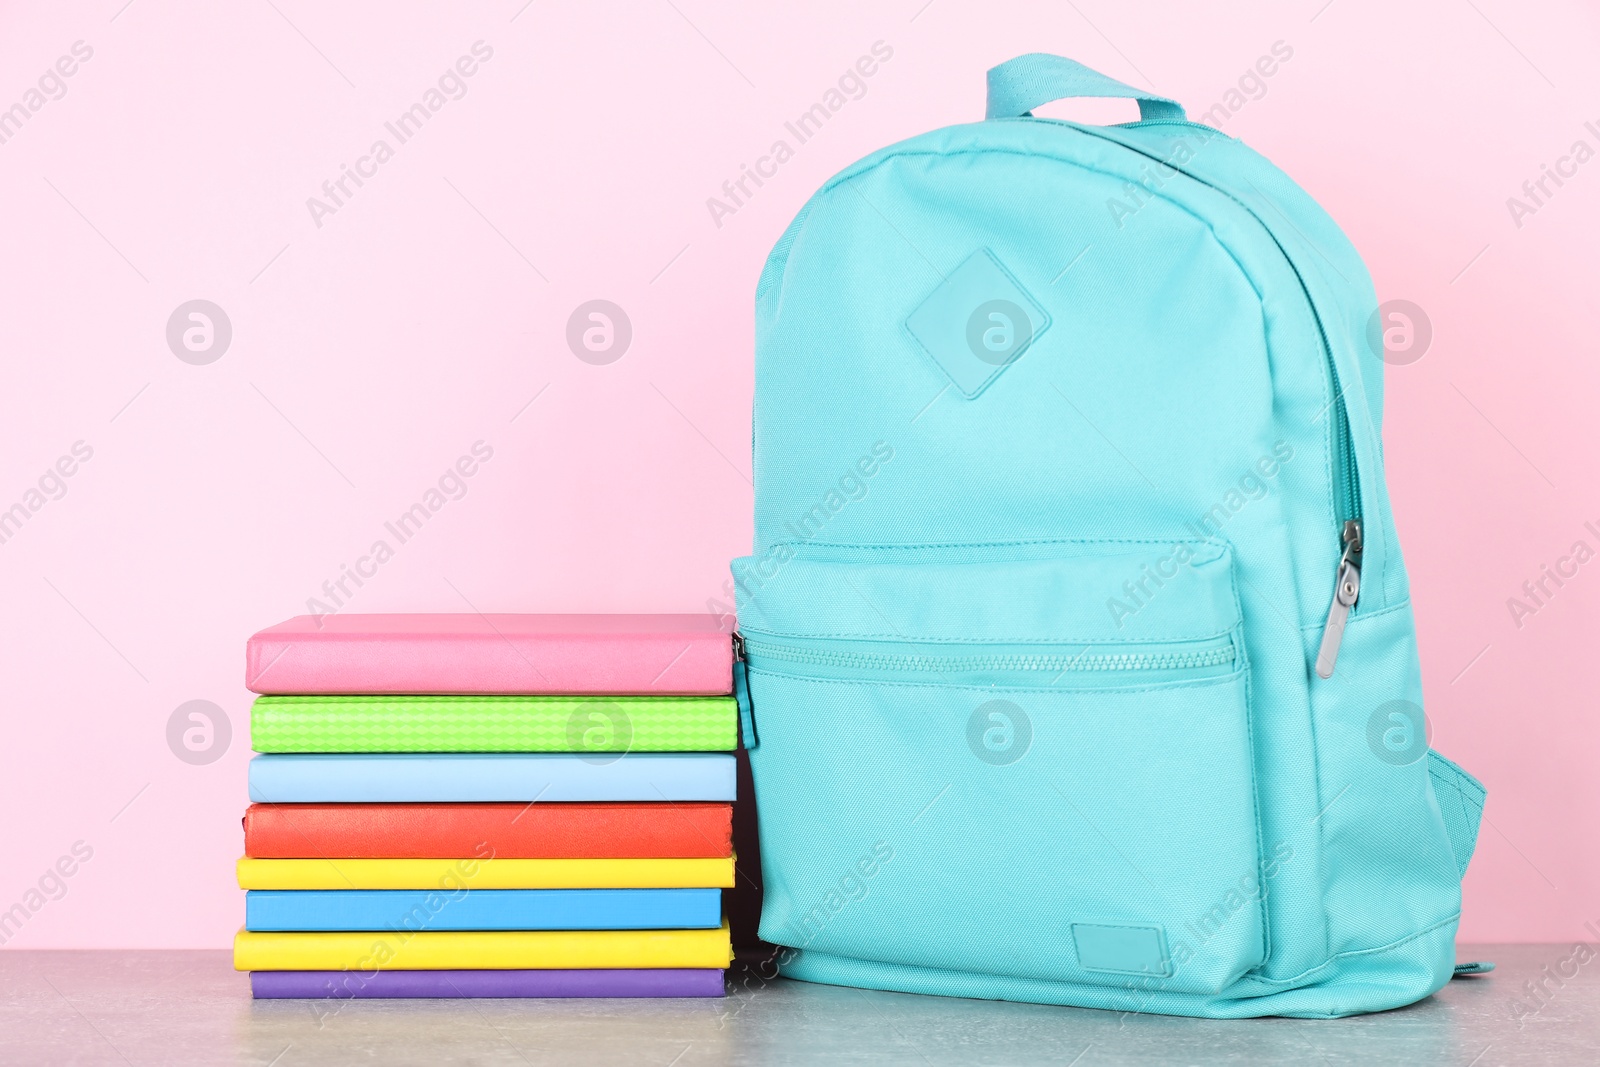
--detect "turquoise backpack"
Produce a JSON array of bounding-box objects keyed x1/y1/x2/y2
[{"x1": 729, "y1": 54, "x2": 1487, "y2": 1018}]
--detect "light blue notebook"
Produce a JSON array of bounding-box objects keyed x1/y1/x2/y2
[
  {"x1": 245, "y1": 888, "x2": 723, "y2": 932},
  {"x1": 246, "y1": 753, "x2": 737, "y2": 803}
]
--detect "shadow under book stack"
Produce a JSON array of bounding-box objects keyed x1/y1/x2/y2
[{"x1": 232, "y1": 614, "x2": 738, "y2": 999}]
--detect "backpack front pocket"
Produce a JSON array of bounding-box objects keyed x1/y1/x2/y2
[{"x1": 733, "y1": 541, "x2": 1268, "y2": 996}]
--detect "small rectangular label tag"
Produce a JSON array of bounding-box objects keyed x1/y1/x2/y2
[{"x1": 1071, "y1": 923, "x2": 1171, "y2": 977}]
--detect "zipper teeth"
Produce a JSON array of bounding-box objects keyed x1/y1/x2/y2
[
  {"x1": 1337, "y1": 407, "x2": 1360, "y2": 527},
  {"x1": 741, "y1": 641, "x2": 1234, "y2": 673}
]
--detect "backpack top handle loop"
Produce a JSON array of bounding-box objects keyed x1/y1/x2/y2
[{"x1": 985, "y1": 53, "x2": 1186, "y2": 124}]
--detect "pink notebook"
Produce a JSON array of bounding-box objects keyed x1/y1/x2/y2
[{"x1": 246, "y1": 614, "x2": 734, "y2": 695}]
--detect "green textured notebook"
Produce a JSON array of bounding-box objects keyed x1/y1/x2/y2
[{"x1": 250, "y1": 695, "x2": 737, "y2": 753}]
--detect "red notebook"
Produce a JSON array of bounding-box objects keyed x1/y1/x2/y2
[
  {"x1": 243, "y1": 803, "x2": 734, "y2": 859},
  {"x1": 245, "y1": 613, "x2": 734, "y2": 695}
]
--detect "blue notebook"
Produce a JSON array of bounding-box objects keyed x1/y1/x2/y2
[
  {"x1": 246, "y1": 753, "x2": 737, "y2": 803},
  {"x1": 244, "y1": 888, "x2": 723, "y2": 932}
]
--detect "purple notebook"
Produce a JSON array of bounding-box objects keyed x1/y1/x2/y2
[{"x1": 250, "y1": 968, "x2": 726, "y2": 999}]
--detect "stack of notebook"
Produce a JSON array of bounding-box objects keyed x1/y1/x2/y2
[{"x1": 233, "y1": 614, "x2": 739, "y2": 999}]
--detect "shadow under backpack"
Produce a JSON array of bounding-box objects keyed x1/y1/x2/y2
[{"x1": 728, "y1": 54, "x2": 1488, "y2": 1018}]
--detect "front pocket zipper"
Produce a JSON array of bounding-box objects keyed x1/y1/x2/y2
[{"x1": 739, "y1": 637, "x2": 1236, "y2": 676}]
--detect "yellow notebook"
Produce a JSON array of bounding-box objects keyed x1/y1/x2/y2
[
  {"x1": 236, "y1": 856, "x2": 735, "y2": 890},
  {"x1": 235, "y1": 921, "x2": 733, "y2": 971}
]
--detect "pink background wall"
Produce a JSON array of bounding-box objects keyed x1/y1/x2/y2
[{"x1": 1, "y1": 0, "x2": 1595, "y2": 948}]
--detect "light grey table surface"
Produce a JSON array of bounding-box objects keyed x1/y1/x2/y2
[{"x1": 1, "y1": 945, "x2": 1594, "y2": 1066}]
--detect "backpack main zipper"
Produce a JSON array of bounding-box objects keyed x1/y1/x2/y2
[{"x1": 1033, "y1": 117, "x2": 1367, "y2": 675}]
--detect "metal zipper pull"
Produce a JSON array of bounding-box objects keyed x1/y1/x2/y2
[
  {"x1": 731, "y1": 631, "x2": 757, "y2": 749},
  {"x1": 1315, "y1": 520, "x2": 1363, "y2": 679}
]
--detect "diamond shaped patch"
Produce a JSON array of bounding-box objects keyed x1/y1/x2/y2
[{"x1": 904, "y1": 248, "x2": 1051, "y2": 398}]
